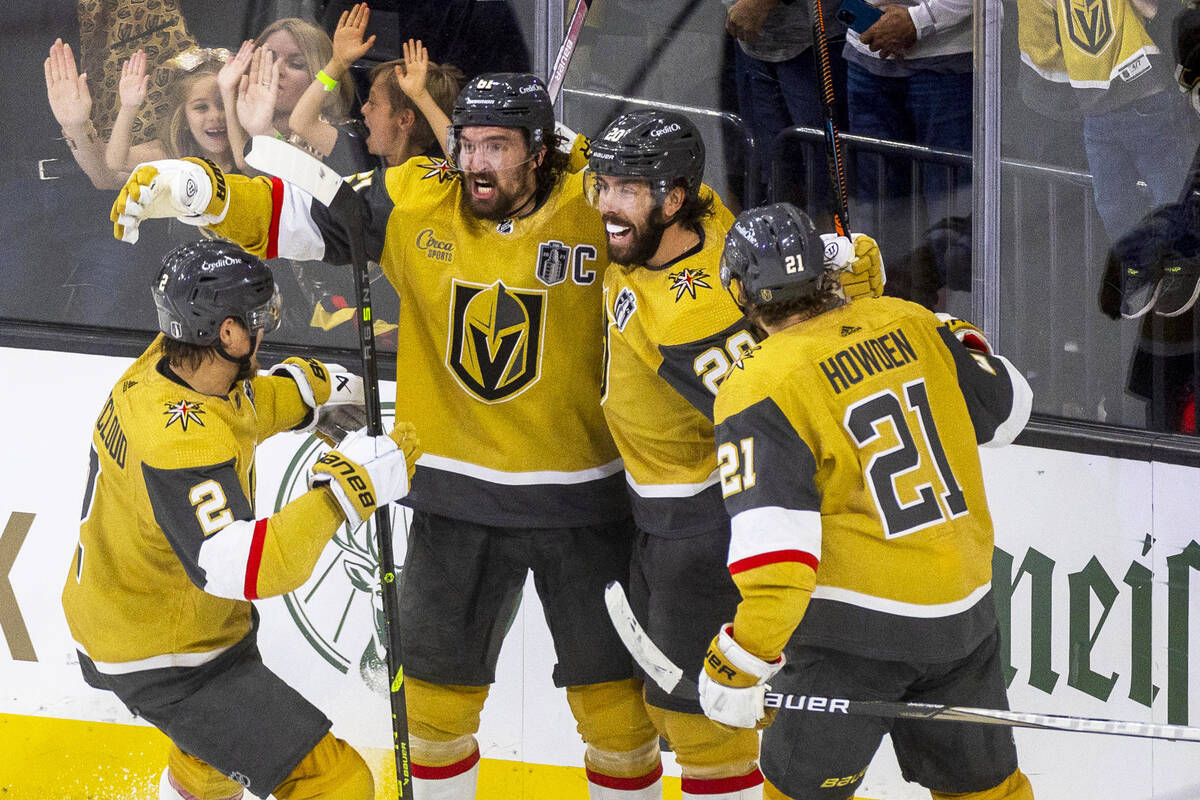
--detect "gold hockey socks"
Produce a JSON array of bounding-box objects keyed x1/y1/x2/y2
[
  {"x1": 162, "y1": 748, "x2": 243, "y2": 800},
  {"x1": 566, "y1": 678, "x2": 663, "y2": 798},
  {"x1": 405, "y1": 678, "x2": 488, "y2": 800},
  {"x1": 931, "y1": 768, "x2": 1035, "y2": 800},
  {"x1": 645, "y1": 706, "x2": 763, "y2": 799}
]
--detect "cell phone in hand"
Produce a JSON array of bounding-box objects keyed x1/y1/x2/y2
[{"x1": 836, "y1": 0, "x2": 884, "y2": 34}]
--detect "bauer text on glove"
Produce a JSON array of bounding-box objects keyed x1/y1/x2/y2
[
  {"x1": 309, "y1": 425, "x2": 420, "y2": 528},
  {"x1": 698, "y1": 624, "x2": 785, "y2": 729}
]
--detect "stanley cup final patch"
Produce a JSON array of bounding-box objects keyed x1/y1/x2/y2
[
  {"x1": 447, "y1": 279, "x2": 546, "y2": 402},
  {"x1": 536, "y1": 240, "x2": 572, "y2": 286}
]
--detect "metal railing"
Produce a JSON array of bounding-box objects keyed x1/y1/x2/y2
[{"x1": 770, "y1": 125, "x2": 1152, "y2": 430}]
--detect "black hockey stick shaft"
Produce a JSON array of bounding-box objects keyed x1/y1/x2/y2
[
  {"x1": 811, "y1": 0, "x2": 852, "y2": 236},
  {"x1": 345, "y1": 209, "x2": 415, "y2": 800},
  {"x1": 603, "y1": 581, "x2": 1200, "y2": 743},
  {"x1": 548, "y1": 0, "x2": 593, "y2": 101},
  {"x1": 243, "y1": 137, "x2": 415, "y2": 799}
]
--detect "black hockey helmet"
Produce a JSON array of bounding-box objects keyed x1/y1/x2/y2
[
  {"x1": 450, "y1": 73, "x2": 555, "y2": 151},
  {"x1": 153, "y1": 240, "x2": 281, "y2": 346},
  {"x1": 720, "y1": 203, "x2": 831, "y2": 307},
  {"x1": 587, "y1": 110, "x2": 705, "y2": 198}
]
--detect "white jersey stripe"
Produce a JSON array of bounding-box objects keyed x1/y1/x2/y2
[
  {"x1": 275, "y1": 183, "x2": 326, "y2": 261},
  {"x1": 625, "y1": 467, "x2": 720, "y2": 498},
  {"x1": 196, "y1": 519, "x2": 255, "y2": 600},
  {"x1": 418, "y1": 453, "x2": 624, "y2": 485},
  {"x1": 811, "y1": 581, "x2": 992, "y2": 618},
  {"x1": 76, "y1": 640, "x2": 234, "y2": 674},
  {"x1": 981, "y1": 355, "x2": 1033, "y2": 448},
  {"x1": 728, "y1": 506, "x2": 822, "y2": 566}
]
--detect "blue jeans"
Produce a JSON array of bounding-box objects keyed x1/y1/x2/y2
[
  {"x1": 733, "y1": 42, "x2": 848, "y2": 211},
  {"x1": 1083, "y1": 89, "x2": 1198, "y2": 241},
  {"x1": 846, "y1": 62, "x2": 972, "y2": 279}
]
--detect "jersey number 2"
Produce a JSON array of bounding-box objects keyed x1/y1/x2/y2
[
  {"x1": 844, "y1": 379, "x2": 967, "y2": 538},
  {"x1": 190, "y1": 480, "x2": 234, "y2": 536}
]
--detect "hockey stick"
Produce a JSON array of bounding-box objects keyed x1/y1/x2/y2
[
  {"x1": 604, "y1": 581, "x2": 1200, "y2": 743},
  {"x1": 547, "y1": 0, "x2": 593, "y2": 101},
  {"x1": 811, "y1": 0, "x2": 852, "y2": 236},
  {"x1": 245, "y1": 136, "x2": 415, "y2": 800}
]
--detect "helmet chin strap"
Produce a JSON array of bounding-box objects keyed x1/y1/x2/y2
[{"x1": 214, "y1": 330, "x2": 256, "y2": 383}]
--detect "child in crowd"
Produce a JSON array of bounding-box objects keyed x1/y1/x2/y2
[
  {"x1": 288, "y1": 4, "x2": 462, "y2": 166},
  {"x1": 105, "y1": 47, "x2": 236, "y2": 174}
]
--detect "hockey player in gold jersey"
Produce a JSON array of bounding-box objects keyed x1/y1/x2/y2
[
  {"x1": 62, "y1": 240, "x2": 420, "y2": 800},
  {"x1": 587, "y1": 111, "x2": 886, "y2": 800},
  {"x1": 698, "y1": 204, "x2": 1036, "y2": 800},
  {"x1": 109, "y1": 75, "x2": 661, "y2": 799}
]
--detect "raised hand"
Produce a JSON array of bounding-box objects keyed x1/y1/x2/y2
[
  {"x1": 45, "y1": 38, "x2": 92, "y2": 131},
  {"x1": 237, "y1": 47, "x2": 279, "y2": 136},
  {"x1": 332, "y1": 2, "x2": 377, "y2": 71},
  {"x1": 118, "y1": 50, "x2": 149, "y2": 110},
  {"x1": 396, "y1": 39, "x2": 429, "y2": 100},
  {"x1": 217, "y1": 40, "x2": 254, "y2": 98}
]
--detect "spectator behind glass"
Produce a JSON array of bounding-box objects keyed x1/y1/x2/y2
[
  {"x1": 77, "y1": 0, "x2": 196, "y2": 143},
  {"x1": 842, "y1": 0, "x2": 974, "y2": 313},
  {"x1": 1095, "y1": 7, "x2": 1200, "y2": 433},
  {"x1": 287, "y1": 20, "x2": 463, "y2": 339},
  {"x1": 722, "y1": 0, "x2": 847, "y2": 215},
  {"x1": 45, "y1": 38, "x2": 124, "y2": 190},
  {"x1": 290, "y1": 8, "x2": 463, "y2": 168},
  {"x1": 220, "y1": 17, "x2": 369, "y2": 176},
  {"x1": 1017, "y1": 0, "x2": 1198, "y2": 243},
  {"x1": 363, "y1": 42, "x2": 463, "y2": 163},
  {"x1": 106, "y1": 47, "x2": 236, "y2": 175},
  {"x1": 318, "y1": 0, "x2": 530, "y2": 82}
]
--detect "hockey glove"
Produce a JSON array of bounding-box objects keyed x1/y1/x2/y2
[
  {"x1": 111, "y1": 157, "x2": 229, "y2": 243},
  {"x1": 935, "y1": 312, "x2": 993, "y2": 355},
  {"x1": 314, "y1": 371, "x2": 368, "y2": 447},
  {"x1": 823, "y1": 233, "x2": 886, "y2": 301},
  {"x1": 268, "y1": 357, "x2": 334, "y2": 431},
  {"x1": 310, "y1": 424, "x2": 421, "y2": 529},
  {"x1": 267, "y1": 357, "x2": 367, "y2": 444},
  {"x1": 698, "y1": 624, "x2": 784, "y2": 730}
]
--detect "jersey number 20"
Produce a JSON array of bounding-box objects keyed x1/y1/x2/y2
[{"x1": 844, "y1": 379, "x2": 967, "y2": 538}]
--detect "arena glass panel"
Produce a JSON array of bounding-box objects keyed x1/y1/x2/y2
[{"x1": 5, "y1": 0, "x2": 1200, "y2": 436}]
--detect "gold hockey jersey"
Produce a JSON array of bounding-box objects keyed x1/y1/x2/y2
[
  {"x1": 1018, "y1": 0, "x2": 1174, "y2": 115},
  {"x1": 62, "y1": 337, "x2": 343, "y2": 669},
  {"x1": 713, "y1": 298, "x2": 1033, "y2": 662},
  {"x1": 601, "y1": 204, "x2": 748, "y2": 536},
  {"x1": 208, "y1": 150, "x2": 626, "y2": 528}
]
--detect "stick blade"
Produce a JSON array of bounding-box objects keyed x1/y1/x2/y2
[
  {"x1": 244, "y1": 135, "x2": 345, "y2": 206},
  {"x1": 603, "y1": 581, "x2": 698, "y2": 701}
]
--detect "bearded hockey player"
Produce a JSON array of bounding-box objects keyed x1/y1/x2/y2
[
  {"x1": 699, "y1": 203, "x2": 1035, "y2": 800},
  {"x1": 109, "y1": 75, "x2": 663, "y2": 799},
  {"x1": 588, "y1": 110, "x2": 886, "y2": 800},
  {"x1": 62, "y1": 240, "x2": 420, "y2": 800}
]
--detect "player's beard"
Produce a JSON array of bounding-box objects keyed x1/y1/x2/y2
[
  {"x1": 604, "y1": 208, "x2": 670, "y2": 267},
  {"x1": 460, "y1": 168, "x2": 537, "y2": 221}
]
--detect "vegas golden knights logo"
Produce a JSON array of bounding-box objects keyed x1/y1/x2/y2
[
  {"x1": 1064, "y1": 0, "x2": 1113, "y2": 57},
  {"x1": 448, "y1": 279, "x2": 546, "y2": 402}
]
